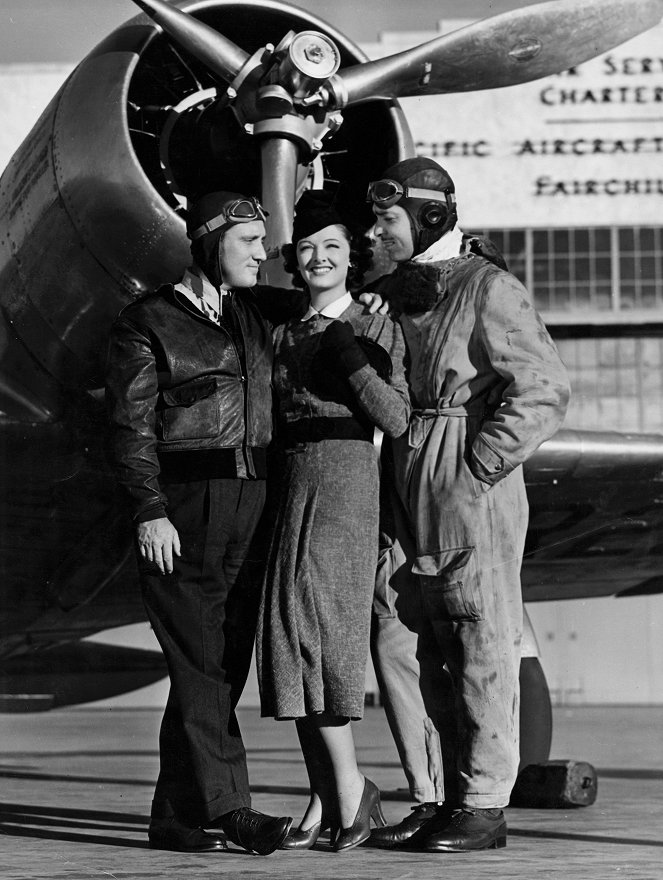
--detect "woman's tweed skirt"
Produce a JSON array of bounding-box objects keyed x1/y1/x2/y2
[{"x1": 258, "y1": 438, "x2": 379, "y2": 720}]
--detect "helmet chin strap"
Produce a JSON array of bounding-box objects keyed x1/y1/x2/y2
[
  {"x1": 194, "y1": 228, "x2": 225, "y2": 289},
  {"x1": 215, "y1": 248, "x2": 225, "y2": 289}
]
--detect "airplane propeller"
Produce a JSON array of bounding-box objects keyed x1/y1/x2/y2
[
  {"x1": 131, "y1": 0, "x2": 663, "y2": 269},
  {"x1": 321, "y1": 0, "x2": 663, "y2": 105},
  {"x1": 131, "y1": 0, "x2": 249, "y2": 80}
]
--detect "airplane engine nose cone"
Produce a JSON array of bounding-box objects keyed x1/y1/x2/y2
[
  {"x1": 508, "y1": 37, "x2": 543, "y2": 63},
  {"x1": 289, "y1": 32, "x2": 340, "y2": 80}
]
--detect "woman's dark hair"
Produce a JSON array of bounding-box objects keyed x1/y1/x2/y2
[{"x1": 281, "y1": 224, "x2": 373, "y2": 292}]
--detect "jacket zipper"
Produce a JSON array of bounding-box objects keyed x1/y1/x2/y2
[
  {"x1": 229, "y1": 291, "x2": 255, "y2": 478},
  {"x1": 174, "y1": 288, "x2": 251, "y2": 475}
]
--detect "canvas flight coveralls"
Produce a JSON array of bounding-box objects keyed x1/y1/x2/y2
[{"x1": 373, "y1": 253, "x2": 570, "y2": 808}]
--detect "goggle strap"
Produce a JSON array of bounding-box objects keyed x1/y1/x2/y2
[
  {"x1": 189, "y1": 213, "x2": 228, "y2": 241},
  {"x1": 189, "y1": 199, "x2": 268, "y2": 240},
  {"x1": 402, "y1": 186, "x2": 455, "y2": 203}
]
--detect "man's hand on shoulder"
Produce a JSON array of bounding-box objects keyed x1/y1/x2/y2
[
  {"x1": 357, "y1": 291, "x2": 389, "y2": 315},
  {"x1": 137, "y1": 517, "x2": 181, "y2": 575}
]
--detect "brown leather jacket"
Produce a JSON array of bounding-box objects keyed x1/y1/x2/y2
[{"x1": 105, "y1": 284, "x2": 273, "y2": 522}]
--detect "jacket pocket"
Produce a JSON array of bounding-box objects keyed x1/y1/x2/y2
[
  {"x1": 373, "y1": 535, "x2": 407, "y2": 619},
  {"x1": 159, "y1": 377, "x2": 221, "y2": 441},
  {"x1": 471, "y1": 433, "x2": 509, "y2": 486},
  {"x1": 414, "y1": 548, "x2": 483, "y2": 622}
]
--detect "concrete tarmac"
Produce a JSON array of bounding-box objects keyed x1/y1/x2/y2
[{"x1": 2, "y1": 705, "x2": 662, "y2": 879}]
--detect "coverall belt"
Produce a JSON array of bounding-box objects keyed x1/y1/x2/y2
[{"x1": 412, "y1": 404, "x2": 484, "y2": 418}]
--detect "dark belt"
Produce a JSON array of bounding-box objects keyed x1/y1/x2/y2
[
  {"x1": 412, "y1": 403, "x2": 486, "y2": 419},
  {"x1": 279, "y1": 417, "x2": 372, "y2": 446},
  {"x1": 157, "y1": 448, "x2": 267, "y2": 481}
]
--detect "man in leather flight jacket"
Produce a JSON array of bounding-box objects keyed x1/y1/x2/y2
[{"x1": 105, "y1": 192, "x2": 292, "y2": 855}]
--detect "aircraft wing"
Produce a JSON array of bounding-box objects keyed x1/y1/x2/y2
[{"x1": 523, "y1": 428, "x2": 663, "y2": 601}]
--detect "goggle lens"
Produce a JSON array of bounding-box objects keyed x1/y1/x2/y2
[
  {"x1": 189, "y1": 197, "x2": 269, "y2": 240},
  {"x1": 226, "y1": 198, "x2": 268, "y2": 222},
  {"x1": 366, "y1": 179, "x2": 404, "y2": 207}
]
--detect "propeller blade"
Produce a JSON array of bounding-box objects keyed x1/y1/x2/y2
[
  {"x1": 259, "y1": 138, "x2": 299, "y2": 286},
  {"x1": 131, "y1": 0, "x2": 248, "y2": 82},
  {"x1": 334, "y1": 0, "x2": 663, "y2": 104}
]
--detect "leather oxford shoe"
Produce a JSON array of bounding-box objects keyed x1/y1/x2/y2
[
  {"x1": 148, "y1": 817, "x2": 228, "y2": 852},
  {"x1": 419, "y1": 807, "x2": 507, "y2": 852},
  {"x1": 219, "y1": 807, "x2": 292, "y2": 855},
  {"x1": 368, "y1": 802, "x2": 440, "y2": 849}
]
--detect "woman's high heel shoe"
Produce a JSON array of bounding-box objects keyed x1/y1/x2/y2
[
  {"x1": 333, "y1": 778, "x2": 386, "y2": 853},
  {"x1": 280, "y1": 814, "x2": 339, "y2": 850}
]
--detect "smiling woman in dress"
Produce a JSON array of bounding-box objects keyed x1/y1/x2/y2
[{"x1": 257, "y1": 190, "x2": 410, "y2": 852}]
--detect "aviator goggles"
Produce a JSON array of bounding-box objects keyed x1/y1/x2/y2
[
  {"x1": 366, "y1": 179, "x2": 451, "y2": 208},
  {"x1": 189, "y1": 197, "x2": 269, "y2": 240}
]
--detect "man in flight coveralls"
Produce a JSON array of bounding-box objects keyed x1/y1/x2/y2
[{"x1": 367, "y1": 158, "x2": 571, "y2": 852}]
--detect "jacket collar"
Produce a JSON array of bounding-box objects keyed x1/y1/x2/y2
[{"x1": 413, "y1": 225, "x2": 464, "y2": 264}]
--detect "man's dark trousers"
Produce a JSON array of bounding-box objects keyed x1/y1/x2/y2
[{"x1": 140, "y1": 476, "x2": 266, "y2": 826}]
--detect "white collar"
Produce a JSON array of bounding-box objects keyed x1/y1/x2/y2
[
  {"x1": 413, "y1": 225, "x2": 464, "y2": 264},
  {"x1": 301, "y1": 291, "x2": 353, "y2": 321},
  {"x1": 175, "y1": 267, "x2": 227, "y2": 321}
]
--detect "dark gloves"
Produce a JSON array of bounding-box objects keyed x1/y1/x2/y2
[{"x1": 318, "y1": 320, "x2": 369, "y2": 377}]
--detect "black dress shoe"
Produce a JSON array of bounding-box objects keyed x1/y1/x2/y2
[
  {"x1": 148, "y1": 817, "x2": 228, "y2": 852},
  {"x1": 219, "y1": 807, "x2": 293, "y2": 855},
  {"x1": 368, "y1": 802, "x2": 440, "y2": 849},
  {"x1": 419, "y1": 808, "x2": 507, "y2": 852}
]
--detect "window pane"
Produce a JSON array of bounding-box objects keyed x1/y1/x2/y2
[
  {"x1": 595, "y1": 257, "x2": 611, "y2": 281},
  {"x1": 574, "y1": 229, "x2": 590, "y2": 252},
  {"x1": 594, "y1": 289, "x2": 612, "y2": 310},
  {"x1": 641, "y1": 285, "x2": 658, "y2": 308},
  {"x1": 619, "y1": 228, "x2": 635, "y2": 250},
  {"x1": 595, "y1": 286, "x2": 612, "y2": 308},
  {"x1": 551, "y1": 257, "x2": 570, "y2": 281},
  {"x1": 594, "y1": 228, "x2": 611, "y2": 251},
  {"x1": 574, "y1": 286, "x2": 592, "y2": 309},
  {"x1": 620, "y1": 286, "x2": 636, "y2": 310},
  {"x1": 553, "y1": 229, "x2": 569, "y2": 251},
  {"x1": 554, "y1": 287, "x2": 571, "y2": 310},
  {"x1": 576, "y1": 258, "x2": 591, "y2": 282},
  {"x1": 641, "y1": 256, "x2": 657, "y2": 279},
  {"x1": 640, "y1": 228, "x2": 656, "y2": 251},
  {"x1": 620, "y1": 256, "x2": 636, "y2": 280},
  {"x1": 487, "y1": 231, "x2": 506, "y2": 251},
  {"x1": 509, "y1": 231, "x2": 526, "y2": 253}
]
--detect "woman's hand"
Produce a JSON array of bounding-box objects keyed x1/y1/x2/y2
[
  {"x1": 319, "y1": 321, "x2": 369, "y2": 377},
  {"x1": 137, "y1": 517, "x2": 181, "y2": 575},
  {"x1": 319, "y1": 319, "x2": 356, "y2": 352}
]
